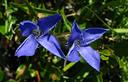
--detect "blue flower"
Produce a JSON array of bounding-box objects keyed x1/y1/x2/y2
[
  {"x1": 67, "y1": 20, "x2": 108, "y2": 71},
  {"x1": 15, "y1": 14, "x2": 65, "y2": 59}
]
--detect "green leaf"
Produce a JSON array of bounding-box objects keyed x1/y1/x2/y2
[
  {"x1": 97, "y1": 73, "x2": 103, "y2": 82},
  {"x1": 63, "y1": 62, "x2": 76, "y2": 72},
  {"x1": 28, "y1": 64, "x2": 37, "y2": 78},
  {"x1": 79, "y1": 23, "x2": 87, "y2": 30},
  {"x1": 0, "y1": 68, "x2": 4, "y2": 82},
  {"x1": 100, "y1": 55, "x2": 109, "y2": 61},
  {"x1": 100, "y1": 49, "x2": 111, "y2": 56},
  {"x1": 29, "y1": 69, "x2": 37, "y2": 77},
  {"x1": 0, "y1": 25, "x2": 6, "y2": 35},
  {"x1": 34, "y1": 8, "x2": 57, "y2": 14},
  {"x1": 113, "y1": 28, "x2": 128, "y2": 33},
  {"x1": 83, "y1": 72, "x2": 89, "y2": 78},
  {"x1": 100, "y1": 49, "x2": 111, "y2": 61},
  {"x1": 61, "y1": 9, "x2": 71, "y2": 31},
  {"x1": 16, "y1": 64, "x2": 26, "y2": 79},
  {"x1": 0, "y1": 12, "x2": 2, "y2": 18},
  {"x1": 10, "y1": 3, "x2": 29, "y2": 14}
]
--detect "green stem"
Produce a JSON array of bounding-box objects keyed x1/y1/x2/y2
[
  {"x1": 4, "y1": 0, "x2": 8, "y2": 33},
  {"x1": 85, "y1": 6, "x2": 114, "y2": 31}
]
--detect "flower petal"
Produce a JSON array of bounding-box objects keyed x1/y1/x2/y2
[
  {"x1": 19, "y1": 20, "x2": 37, "y2": 36},
  {"x1": 67, "y1": 20, "x2": 81, "y2": 46},
  {"x1": 37, "y1": 14, "x2": 61, "y2": 34},
  {"x1": 15, "y1": 34, "x2": 38, "y2": 57},
  {"x1": 67, "y1": 43, "x2": 80, "y2": 62},
  {"x1": 81, "y1": 28, "x2": 108, "y2": 46},
  {"x1": 78, "y1": 46, "x2": 100, "y2": 71},
  {"x1": 37, "y1": 34, "x2": 66, "y2": 59}
]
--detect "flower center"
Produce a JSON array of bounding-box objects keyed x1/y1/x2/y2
[
  {"x1": 74, "y1": 40, "x2": 81, "y2": 46},
  {"x1": 79, "y1": 33, "x2": 87, "y2": 46},
  {"x1": 32, "y1": 28, "x2": 41, "y2": 37}
]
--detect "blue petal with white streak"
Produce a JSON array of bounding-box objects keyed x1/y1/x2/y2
[
  {"x1": 67, "y1": 20, "x2": 81, "y2": 46},
  {"x1": 37, "y1": 14, "x2": 61, "y2": 35},
  {"x1": 19, "y1": 20, "x2": 37, "y2": 36},
  {"x1": 81, "y1": 28, "x2": 108, "y2": 46},
  {"x1": 78, "y1": 46, "x2": 100, "y2": 71},
  {"x1": 37, "y1": 34, "x2": 66, "y2": 59},
  {"x1": 15, "y1": 34, "x2": 38, "y2": 57},
  {"x1": 67, "y1": 43, "x2": 80, "y2": 62}
]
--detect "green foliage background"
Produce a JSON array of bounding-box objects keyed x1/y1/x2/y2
[{"x1": 0, "y1": 0, "x2": 128, "y2": 82}]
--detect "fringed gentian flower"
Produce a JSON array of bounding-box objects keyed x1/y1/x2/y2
[
  {"x1": 15, "y1": 14, "x2": 65, "y2": 59},
  {"x1": 67, "y1": 20, "x2": 108, "y2": 71}
]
